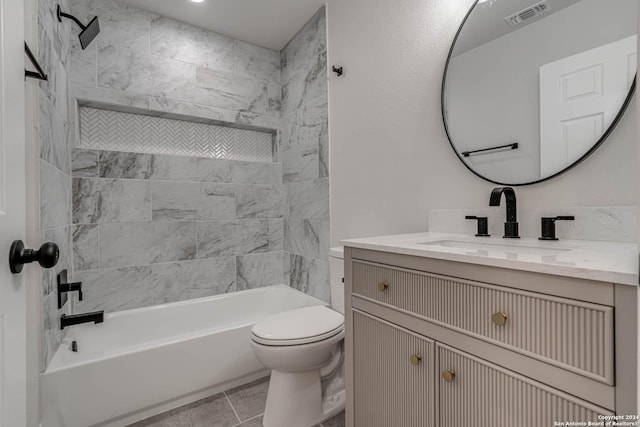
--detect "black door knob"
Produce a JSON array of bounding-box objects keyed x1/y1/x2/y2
[{"x1": 9, "y1": 240, "x2": 59, "y2": 274}]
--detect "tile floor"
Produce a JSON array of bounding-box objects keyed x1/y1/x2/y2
[{"x1": 128, "y1": 377, "x2": 345, "y2": 427}]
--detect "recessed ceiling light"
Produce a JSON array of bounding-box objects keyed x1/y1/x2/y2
[{"x1": 189, "y1": 0, "x2": 205, "y2": 3}]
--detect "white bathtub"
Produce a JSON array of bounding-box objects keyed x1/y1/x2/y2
[{"x1": 42, "y1": 285, "x2": 326, "y2": 427}]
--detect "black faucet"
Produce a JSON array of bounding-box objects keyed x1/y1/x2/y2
[
  {"x1": 489, "y1": 187, "x2": 520, "y2": 238},
  {"x1": 60, "y1": 311, "x2": 104, "y2": 330}
]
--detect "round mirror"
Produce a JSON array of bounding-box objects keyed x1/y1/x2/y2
[{"x1": 442, "y1": 0, "x2": 637, "y2": 185}]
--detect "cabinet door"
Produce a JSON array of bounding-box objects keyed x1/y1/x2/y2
[
  {"x1": 437, "y1": 343, "x2": 613, "y2": 427},
  {"x1": 353, "y1": 311, "x2": 435, "y2": 427}
]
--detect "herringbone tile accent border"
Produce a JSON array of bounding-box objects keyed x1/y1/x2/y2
[{"x1": 78, "y1": 107, "x2": 275, "y2": 162}]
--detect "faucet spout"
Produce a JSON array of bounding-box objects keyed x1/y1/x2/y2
[
  {"x1": 489, "y1": 187, "x2": 519, "y2": 238},
  {"x1": 60, "y1": 310, "x2": 104, "y2": 330}
]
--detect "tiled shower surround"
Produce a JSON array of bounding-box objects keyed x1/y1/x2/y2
[
  {"x1": 282, "y1": 9, "x2": 330, "y2": 301},
  {"x1": 35, "y1": 0, "x2": 330, "y2": 367},
  {"x1": 71, "y1": 148, "x2": 285, "y2": 313},
  {"x1": 39, "y1": 0, "x2": 74, "y2": 369}
]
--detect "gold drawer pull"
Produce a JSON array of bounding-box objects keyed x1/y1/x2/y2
[
  {"x1": 409, "y1": 354, "x2": 422, "y2": 366},
  {"x1": 378, "y1": 282, "x2": 389, "y2": 292},
  {"x1": 442, "y1": 370, "x2": 456, "y2": 383},
  {"x1": 492, "y1": 312, "x2": 508, "y2": 326}
]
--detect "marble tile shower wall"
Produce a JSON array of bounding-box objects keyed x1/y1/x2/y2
[
  {"x1": 65, "y1": 0, "x2": 287, "y2": 314},
  {"x1": 71, "y1": 149, "x2": 285, "y2": 313},
  {"x1": 67, "y1": 0, "x2": 282, "y2": 129},
  {"x1": 281, "y1": 9, "x2": 330, "y2": 302},
  {"x1": 38, "y1": 0, "x2": 74, "y2": 369},
  {"x1": 65, "y1": 1, "x2": 330, "y2": 310}
]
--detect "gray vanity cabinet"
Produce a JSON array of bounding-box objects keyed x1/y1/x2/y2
[
  {"x1": 344, "y1": 247, "x2": 626, "y2": 427},
  {"x1": 437, "y1": 344, "x2": 608, "y2": 427},
  {"x1": 352, "y1": 311, "x2": 435, "y2": 427}
]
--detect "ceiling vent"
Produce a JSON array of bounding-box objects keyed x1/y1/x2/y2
[{"x1": 504, "y1": 0, "x2": 551, "y2": 27}]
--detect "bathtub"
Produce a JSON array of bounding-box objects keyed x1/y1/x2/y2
[{"x1": 42, "y1": 285, "x2": 327, "y2": 427}]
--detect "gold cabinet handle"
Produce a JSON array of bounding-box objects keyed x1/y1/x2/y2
[
  {"x1": 410, "y1": 354, "x2": 422, "y2": 366},
  {"x1": 378, "y1": 282, "x2": 389, "y2": 292},
  {"x1": 492, "y1": 312, "x2": 508, "y2": 326},
  {"x1": 442, "y1": 370, "x2": 456, "y2": 383}
]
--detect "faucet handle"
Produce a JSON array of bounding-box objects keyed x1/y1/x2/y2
[
  {"x1": 57, "y1": 269, "x2": 83, "y2": 309},
  {"x1": 465, "y1": 216, "x2": 490, "y2": 237},
  {"x1": 539, "y1": 216, "x2": 574, "y2": 241}
]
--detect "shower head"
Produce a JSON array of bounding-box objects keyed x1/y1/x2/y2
[
  {"x1": 56, "y1": 5, "x2": 100, "y2": 50},
  {"x1": 78, "y1": 16, "x2": 100, "y2": 50}
]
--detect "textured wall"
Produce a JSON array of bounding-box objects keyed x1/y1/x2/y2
[
  {"x1": 281, "y1": 8, "x2": 330, "y2": 302},
  {"x1": 327, "y1": 0, "x2": 637, "y2": 248}
]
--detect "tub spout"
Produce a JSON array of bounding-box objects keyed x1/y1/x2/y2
[{"x1": 61, "y1": 311, "x2": 104, "y2": 330}]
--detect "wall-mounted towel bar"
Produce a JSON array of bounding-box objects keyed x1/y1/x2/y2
[
  {"x1": 24, "y1": 42, "x2": 48, "y2": 81},
  {"x1": 462, "y1": 142, "x2": 518, "y2": 157}
]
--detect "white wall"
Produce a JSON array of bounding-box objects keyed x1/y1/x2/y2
[
  {"x1": 447, "y1": 0, "x2": 636, "y2": 184},
  {"x1": 327, "y1": 0, "x2": 638, "y2": 247}
]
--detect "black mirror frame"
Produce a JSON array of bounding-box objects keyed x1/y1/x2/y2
[{"x1": 441, "y1": 0, "x2": 637, "y2": 186}]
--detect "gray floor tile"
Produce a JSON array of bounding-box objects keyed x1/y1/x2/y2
[
  {"x1": 128, "y1": 407, "x2": 191, "y2": 427},
  {"x1": 126, "y1": 377, "x2": 335, "y2": 427},
  {"x1": 236, "y1": 415, "x2": 322, "y2": 427},
  {"x1": 321, "y1": 411, "x2": 345, "y2": 427},
  {"x1": 185, "y1": 393, "x2": 240, "y2": 427},
  {"x1": 225, "y1": 376, "x2": 270, "y2": 421},
  {"x1": 128, "y1": 393, "x2": 239, "y2": 427},
  {"x1": 236, "y1": 415, "x2": 263, "y2": 426}
]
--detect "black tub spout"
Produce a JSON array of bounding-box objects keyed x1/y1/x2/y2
[{"x1": 61, "y1": 311, "x2": 104, "y2": 330}]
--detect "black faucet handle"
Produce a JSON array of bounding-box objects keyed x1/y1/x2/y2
[
  {"x1": 57, "y1": 269, "x2": 83, "y2": 309},
  {"x1": 539, "y1": 216, "x2": 575, "y2": 241},
  {"x1": 465, "y1": 216, "x2": 490, "y2": 237}
]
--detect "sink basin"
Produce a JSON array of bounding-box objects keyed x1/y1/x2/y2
[{"x1": 418, "y1": 239, "x2": 572, "y2": 256}]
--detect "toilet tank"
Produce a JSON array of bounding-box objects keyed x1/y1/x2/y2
[{"x1": 329, "y1": 247, "x2": 344, "y2": 314}]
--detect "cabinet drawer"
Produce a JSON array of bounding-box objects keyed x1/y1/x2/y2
[
  {"x1": 352, "y1": 260, "x2": 614, "y2": 384},
  {"x1": 437, "y1": 343, "x2": 613, "y2": 426},
  {"x1": 353, "y1": 311, "x2": 435, "y2": 427}
]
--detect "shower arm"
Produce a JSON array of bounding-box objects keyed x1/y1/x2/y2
[{"x1": 57, "y1": 5, "x2": 87, "y2": 30}]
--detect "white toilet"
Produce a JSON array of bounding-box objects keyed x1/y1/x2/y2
[{"x1": 251, "y1": 247, "x2": 345, "y2": 427}]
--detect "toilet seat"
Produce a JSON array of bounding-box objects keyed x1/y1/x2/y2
[{"x1": 251, "y1": 306, "x2": 345, "y2": 346}]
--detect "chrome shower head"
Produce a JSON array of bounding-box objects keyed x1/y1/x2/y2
[{"x1": 57, "y1": 5, "x2": 100, "y2": 50}]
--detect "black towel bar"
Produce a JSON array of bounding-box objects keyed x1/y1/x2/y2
[
  {"x1": 462, "y1": 142, "x2": 518, "y2": 157},
  {"x1": 24, "y1": 42, "x2": 48, "y2": 81}
]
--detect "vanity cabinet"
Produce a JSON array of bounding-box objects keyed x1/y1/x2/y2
[
  {"x1": 344, "y1": 247, "x2": 632, "y2": 427},
  {"x1": 352, "y1": 311, "x2": 435, "y2": 426},
  {"x1": 437, "y1": 344, "x2": 607, "y2": 427}
]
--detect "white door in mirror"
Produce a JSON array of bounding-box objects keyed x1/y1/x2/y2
[{"x1": 539, "y1": 35, "x2": 636, "y2": 177}]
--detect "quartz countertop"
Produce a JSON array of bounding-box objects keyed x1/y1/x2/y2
[{"x1": 341, "y1": 232, "x2": 639, "y2": 286}]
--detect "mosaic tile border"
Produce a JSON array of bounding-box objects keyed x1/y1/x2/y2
[{"x1": 79, "y1": 107, "x2": 275, "y2": 163}]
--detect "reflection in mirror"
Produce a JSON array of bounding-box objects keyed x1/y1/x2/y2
[{"x1": 443, "y1": 0, "x2": 637, "y2": 185}]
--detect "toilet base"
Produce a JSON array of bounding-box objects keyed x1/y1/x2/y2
[{"x1": 263, "y1": 370, "x2": 322, "y2": 427}]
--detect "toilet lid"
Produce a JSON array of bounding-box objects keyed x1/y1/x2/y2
[{"x1": 251, "y1": 306, "x2": 344, "y2": 346}]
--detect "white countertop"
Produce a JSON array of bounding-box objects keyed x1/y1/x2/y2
[{"x1": 341, "y1": 232, "x2": 639, "y2": 286}]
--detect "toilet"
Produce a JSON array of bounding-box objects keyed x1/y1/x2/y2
[{"x1": 250, "y1": 247, "x2": 345, "y2": 427}]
